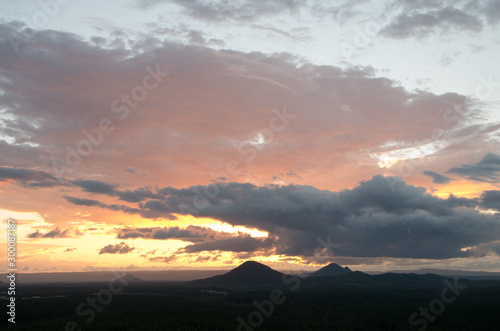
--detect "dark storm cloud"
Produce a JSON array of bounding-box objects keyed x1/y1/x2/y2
[
  {"x1": 63, "y1": 195, "x2": 103, "y2": 207},
  {"x1": 70, "y1": 179, "x2": 117, "y2": 195},
  {"x1": 63, "y1": 195, "x2": 151, "y2": 217},
  {"x1": 181, "y1": 235, "x2": 274, "y2": 253},
  {"x1": 59, "y1": 174, "x2": 500, "y2": 260},
  {"x1": 115, "y1": 187, "x2": 161, "y2": 203},
  {"x1": 71, "y1": 180, "x2": 162, "y2": 203},
  {"x1": 446, "y1": 153, "x2": 500, "y2": 183},
  {"x1": 422, "y1": 170, "x2": 453, "y2": 184},
  {"x1": 0, "y1": 166, "x2": 63, "y2": 187},
  {"x1": 99, "y1": 242, "x2": 135, "y2": 254},
  {"x1": 480, "y1": 190, "x2": 500, "y2": 210},
  {"x1": 116, "y1": 225, "x2": 231, "y2": 242}
]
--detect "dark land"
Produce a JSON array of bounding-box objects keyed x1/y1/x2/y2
[{"x1": 2, "y1": 261, "x2": 500, "y2": 330}]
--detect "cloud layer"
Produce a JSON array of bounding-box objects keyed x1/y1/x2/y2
[{"x1": 58, "y1": 174, "x2": 500, "y2": 260}]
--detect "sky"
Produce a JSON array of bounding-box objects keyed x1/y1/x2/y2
[{"x1": 0, "y1": 0, "x2": 499, "y2": 274}]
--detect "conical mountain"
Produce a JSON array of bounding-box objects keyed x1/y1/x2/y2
[
  {"x1": 191, "y1": 261, "x2": 285, "y2": 286},
  {"x1": 311, "y1": 262, "x2": 352, "y2": 277}
]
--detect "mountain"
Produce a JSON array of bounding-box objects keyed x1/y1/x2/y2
[
  {"x1": 119, "y1": 274, "x2": 143, "y2": 283},
  {"x1": 367, "y1": 268, "x2": 500, "y2": 280},
  {"x1": 191, "y1": 261, "x2": 285, "y2": 286},
  {"x1": 310, "y1": 263, "x2": 352, "y2": 277},
  {"x1": 372, "y1": 272, "x2": 449, "y2": 287}
]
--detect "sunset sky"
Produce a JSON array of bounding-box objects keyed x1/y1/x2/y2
[{"x1": 0, "y1": 0, "x2": 500, "y2": 274}]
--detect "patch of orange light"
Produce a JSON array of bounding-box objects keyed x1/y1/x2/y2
[
  {"x1": 165, "y1": 214, "x2": 269, "y2": 238},
  {"x1": 431, "y1": 180, "x2": 497, "y2": 199}
]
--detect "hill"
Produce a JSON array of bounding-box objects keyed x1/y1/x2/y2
[
  {"x1": 119, "y1": 274, "x2": 143, "y2": 283},
  {"x1": 191, "y1": 261, "x2": 285, "y2": 287},
  {"x1": 310, "y1": 262, "x2": 352, "y2": 277}
]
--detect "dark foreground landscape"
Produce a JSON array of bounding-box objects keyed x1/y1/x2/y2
[{"x1": 3, "y1": 261, "x2": 500, "y2": 331}]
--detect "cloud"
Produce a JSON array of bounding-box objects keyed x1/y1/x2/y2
[
  {"x1": 123, "y1": 166, "x2": 148, "y2": 175},
  {"x1": 181, "y1": 235, "x2": 274, "y2": 253},
  {"x1": 64, "y1": 247, "x2": 77, "y2": 252},
  {"x1": 446, "y1": 153, "x2": 500, "y2": 183},
  {"x1": 147, "y1": 255, "x2": 176, "y2": 263},
  {"x1": 137, "y1": 0, "x2": 303, "y2": 21},
  {"x1": 480, "y1": 190, "x2": 500, "y2": 210},
  {"x1": 463, "y1": 240, "x2": 500, "y2": 257},
  {"x1": 0, "y1": 166, "x2": 63, "y2": 187},
  {"x1": 116, "y1": 225, "x2": 231, "y2": 242},
  {"x1": 63, "y1": 195, "x2": 103, "y2": 207},
  {"x1": 0, "y1": 21, "x2": 490, "y2": 194},
  {"x1": 134, "y1": 0, "x2": 499, "y2": 41},
  {"x1": 99, "y1": 242, "x2": 135, "y2": 254},
  {"x1": 381, "y1": 6, "x2": 482, "y2": 39},
  {"x1": 481, "y1": 0, "x2": 500, "y2": 23},
  {"x1": 28, "y1": 227, "x2": 77, "y2": 238},
  {"x1": 70, "y1": 179, "x2": 117, "y2": 195},
  {"x1": 422, "y1": 170, "x2": 453, "y2": 184},
  {"x1": 56, "y1": 174, "x2": 500, "y2": 259},
  {"x1": 0, "y1": 20, "x2": 498, "y2": 266}
]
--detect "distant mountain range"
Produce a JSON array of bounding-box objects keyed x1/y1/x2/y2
[
  {"x1": 189, "y1": 261, "x2": 485, "y2": 289},
  {"x1": 3, "y1": 262, "x2": 500, "y2": 284},
  {"x1": 367, "y1": 268, "x2": 500, "y2": 280},
  {"x1": 0, "y1": 270, "x2": 228, "y2": 283}
]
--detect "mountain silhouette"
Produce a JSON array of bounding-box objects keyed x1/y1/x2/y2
[
  {"x1": 310, "y1": 263, "x2": 352, "y2": 277},
  {"x1": 119, "y1": 274, "x2": 143, "y2": 283},
  {"x1": 191, "y1": 261, "x2": 285, "y2": 286},
  {"x1": 190, "y1": 261, "x2": 468, "y2": 290}
]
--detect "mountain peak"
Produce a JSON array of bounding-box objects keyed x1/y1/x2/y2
[
  {"x1": 311, "y1": 262, "x2": 353, "y2": 277},
  {"x1": 192, "y1": 260, "x2": 284, "y2": 286},
  {"x1": 233, "y1": 260, "x2": 273, "y2": 270}
]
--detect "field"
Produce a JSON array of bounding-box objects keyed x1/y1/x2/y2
[{"x1": 3, "y1": 281, "x2": 500, "y2": 330}]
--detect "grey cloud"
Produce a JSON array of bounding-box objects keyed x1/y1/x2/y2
[
  {"x1": 28, "y1": 227, "x2": 74, "y2": 238},
  {"x1": 99, "y1": 242, "x2": 135, "y2": 254},
  {"x1": 70, "y1": 179, "x2": 160, "y2": 203},
  {"x1": 116, "y1": 225, "x2": 231, "y2": 242},
  {"x1": 138, "y1": 0, "x2": 303, "y2": 21},
  {"x1": 63, "y1": 195, "x2": 103, "y2": 207},
  {"x1": 124, "y1": 167, "x2": 137, "y2": 174},
  {"x1": 483, "y1": 0, "x2": 500, "y2": 23},
  {"x1": 423, "y1": 170, "x2": 453, "y2": 184},
  {"x1": 0, "y1": 21, "x2": 483, "y2": 190},
  {"x1": 115, "y1": 187, "x2": 160, "y2": 203},
  {"x1": 63, "y1": 195, "x2": 151, "y2": 217},
  {"x1": 135, "y1": 0, "x2": 498, "y2": 41},
  {"x1": 61, "y1": 174, "x2": 500, "y2": 260},
  {"x1": 181, "y1": 235, "x2": 274, "y2": 253},
  {"x1": 381, "y1": 7, "x2": 482, "y2": 39},
  {"x1": 446, "y1": 153, "x2": 500, "y2": 183},
  {"x1": 148, "y1": 255, "x2": 176, "y2": 263},
  {"x1": 480, "y1": 190, "x2": 500, "y2": 210},
  {"x1": 0, "y1": 166, "x2": 62, "y2": 187},
  {"x1": 123, "y1": 167, "x2": 148, "y2": 175},
  {"x1": 71, "y1": 179, "x2": 117, "y2": 195},
  {"x1": 463, "y1": 241, "x2": 500, "y2": 257}
]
